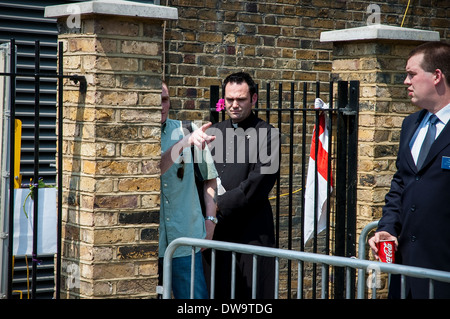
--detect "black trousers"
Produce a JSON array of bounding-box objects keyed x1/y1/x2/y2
[{"x1": 202, "y1": 249, "x2": 275, "y2": 299}]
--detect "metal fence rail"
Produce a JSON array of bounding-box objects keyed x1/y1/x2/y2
[
  {"x1": 357, "y1": 220, "x2": 379, "y2": 299},
  {"x1": 162, "y1": 236, "x2": 450, "y2": 299}
]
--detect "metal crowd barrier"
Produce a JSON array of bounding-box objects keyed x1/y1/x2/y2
[
  {"x1": 357, "y1": 220, "x2": 379, "y2": 299},
  {"x1": 163, "y1": 232, "x2": 450, "y2": 299}
]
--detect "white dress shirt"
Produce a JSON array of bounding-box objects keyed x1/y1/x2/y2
[{"x1": 410, "y1": 103, "x2": 450, "y2": 164}]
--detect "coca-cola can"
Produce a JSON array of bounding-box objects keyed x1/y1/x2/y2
[{"x1": 378, "y1": 240, "x2": 395, "y2": 263}]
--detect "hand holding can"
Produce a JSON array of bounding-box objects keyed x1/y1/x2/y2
[{"x1": 377, "y1": 240, "x2": 395, "y2": 263}]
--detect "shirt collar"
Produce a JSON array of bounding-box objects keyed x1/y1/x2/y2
[
  {"x1": 230, "y1": 111, "x2": 257, "y2": 130},
  {"x1": 434, "y1": 103, "x2": 450, "y2": 126}
]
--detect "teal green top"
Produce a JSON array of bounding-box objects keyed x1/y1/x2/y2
[{"x1": 160, "y1": 119, "x2": 218, "y2": 258}]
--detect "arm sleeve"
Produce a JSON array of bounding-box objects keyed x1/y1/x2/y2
[
  {"x1": 377, "y1": 165, "x2": 404, "y2": 237},
  {"x1": 376, "y1": 118, "x2": 412, "y2": 237}
]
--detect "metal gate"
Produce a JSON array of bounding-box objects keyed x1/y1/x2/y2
[
  {"x1": 209, "y1": 80, "x2": 359, "y2": 298},
  {"x1": 0, "y1": 39, "x2": 84, "y2": 299}
]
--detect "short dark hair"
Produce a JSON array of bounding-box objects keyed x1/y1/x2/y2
[
  {"x1": 223, "y1": 72, "x2": 257, "y2": 97},
  {"x1": 408, "y1": 41, "x2": 450, "y2": 86}
]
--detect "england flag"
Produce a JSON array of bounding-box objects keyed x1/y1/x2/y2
[{"x1": 304, "y1": 98, "x2": 333, "y2": 244}]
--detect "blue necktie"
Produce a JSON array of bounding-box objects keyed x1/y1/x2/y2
[{"x1": 416, "y1": 114, "x2": 439, "y2": 170}]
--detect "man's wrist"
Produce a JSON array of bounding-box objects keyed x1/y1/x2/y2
[{"x1": 205, "y1": 216, "x2": 218, "y2": 224}]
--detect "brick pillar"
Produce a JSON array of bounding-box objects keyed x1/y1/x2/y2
[
  {"x1": 45, "y1": 1, "x2": 177, "y2": 298},
  {"x1": 320, "y1": 25, "x2": 440, "y2": 247}
]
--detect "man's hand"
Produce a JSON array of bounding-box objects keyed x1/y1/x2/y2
[
  {"x1": 160, "y1": 122, "x2": 216, "y2": 175},
  {"x1": 186, "y1": 122, "x2": 216, "y2": 149},
  {"x1": 368, "y1": 231, "x2": 398, "y2": 261}
]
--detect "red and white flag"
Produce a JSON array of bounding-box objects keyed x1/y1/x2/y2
[{"x1": 304, "y1": 98, "x2": 333, "y2": 244}]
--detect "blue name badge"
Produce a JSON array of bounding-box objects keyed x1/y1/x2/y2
[{"x1": 442, "y1": 156, "x2": 450, "y2": 170}]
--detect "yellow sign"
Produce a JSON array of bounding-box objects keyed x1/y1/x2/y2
[{"x1": 14, "y1": 119, "x2": 22, "y2": 188}]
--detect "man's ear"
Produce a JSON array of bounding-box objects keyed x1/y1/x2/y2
[
  {"x1": 251, "y1": 93, "x2": 258, "y2": 106},
  {"x1": 434, "y1": 68, "x2": 444, "y2": 85}
]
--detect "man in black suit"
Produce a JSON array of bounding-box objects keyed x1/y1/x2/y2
[
  {"x1": 204, "y1": 72, "x2": 279, "y2": 299},
  {"x1": 369, "y1": 42, "x2": 450, "y2": 298}
]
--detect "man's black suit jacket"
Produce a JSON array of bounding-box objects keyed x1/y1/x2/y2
[{"x1": 378, "y1": 109, "x2": 450, "y2": 298}]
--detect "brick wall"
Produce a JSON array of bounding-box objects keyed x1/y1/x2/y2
[
  {"x1": 164, "y1": 0, "x2": 449, "y2": 117},
  {"x1": 163, "y1": 0, "x2": 449, "y2": 298},
  {"x1": 49, "y1": 0, "x2": 449, "y2": 299},
  {"x1": 58, "y1": 14, "x2": 163, "y2": 298},
  {"x1": 164, "y1": 0, "x2": 449, "y2": 247},
  {"x1": 333, "y1": 41, "x2": 422, "y2": 230},
  {"x1": 330, "y1": 39, "x2": 428, "y2": 298}
]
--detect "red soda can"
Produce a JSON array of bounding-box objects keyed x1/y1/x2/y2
[{"x1": 378, "y1": 240, "x2": 395, "y2": 263}]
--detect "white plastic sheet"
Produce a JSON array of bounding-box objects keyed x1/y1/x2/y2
[{"x1": 13, "y1": 188, "x2": 57, "y2": 255}]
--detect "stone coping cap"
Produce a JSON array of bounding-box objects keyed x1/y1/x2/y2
[
  {"x1": 45, "y1": 0, "x2": 178, "y2": 21},
  {"x1": 320, "y1": 24, "x2": 440, "y2": 43}
]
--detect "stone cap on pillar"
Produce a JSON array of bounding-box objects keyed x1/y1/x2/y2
[
  {"x1": 44, "y1": 0, "x2": 178, "y2": 20},
  {"x1": 320, "y1": 24, "x2": 440, "y2": 43}
]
